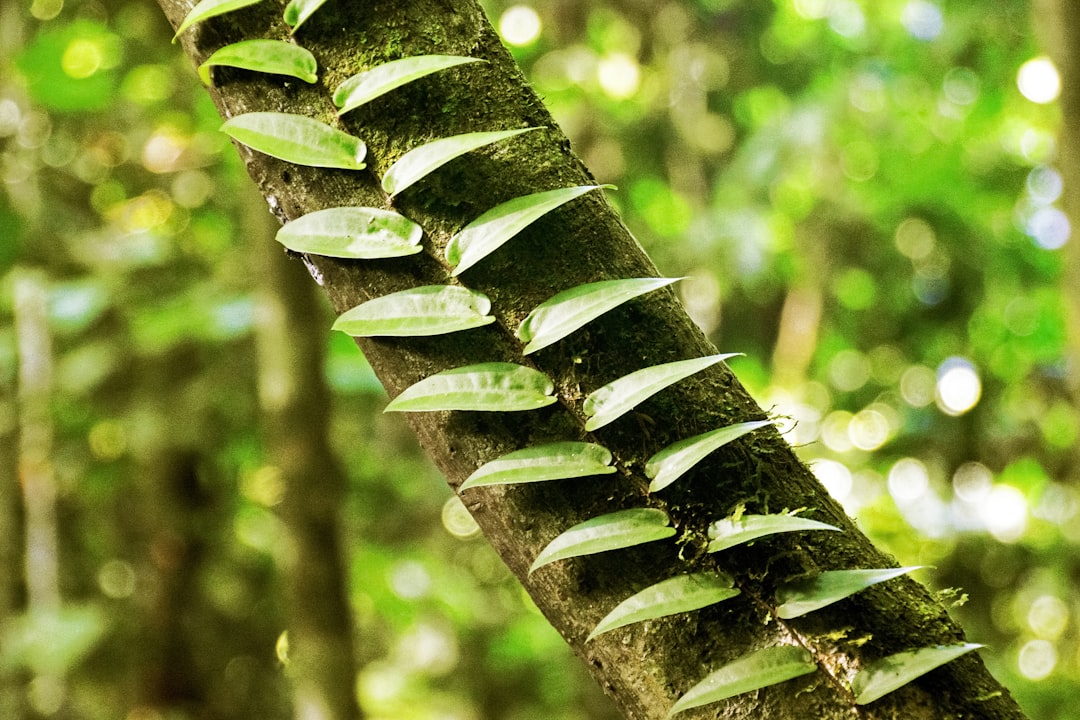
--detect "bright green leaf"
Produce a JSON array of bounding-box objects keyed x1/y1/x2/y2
[
  {"x1": 174, "y1": 0, "x2": 262, "y2": 41},
  {"x1": 382, "y1": 128, "x2": 540, "y2": 197},
  {"x1": 518, "y1": 277, "x2": 681, "y2": 355},
  {"x1": 198, "y1": 40, "x2": 317, "y2": 85},
  {"x1": 460, "y1": 442, "x2": 616, "y2": 490},
  {"x1": 384, "y1": 362, "x2": 556, "y2": 413},
  {"x1": 667, "y1": 646, "x2": 817, "y2": 716},
  {"x1": 276, "y1": 207, "x2": 422, "y2": 259},
  {"x1": 530, "y1": 508, "x2": 675, "y2": 574},
  {"x1": 335, "y1": 55, "x2": 486, "y2": 115},
  {"x1": 707, "y1": 514, "x2": 841, "y2": 553},
  {"x1": 776, "y1": 567, "x2": 922, "y2": 619},
  {"x1": 646, "y1": 420, "x2": 772, "y2": 492},
  {"x1": 283, "y1": 0, "x2": 331, "y2": 32},
  {"x1": 585, "y1": 354, "x2": 741, "y2": 432},
  {"x1": 221, "y1": 112, "x2": 366, "y2": 170},
  {"x1": 447, "y1": 185, "x2": 611, "y2": 276},
  {"x1": 853, "y1": 644, "x2": 983, "y2": 705},
  {"x1": 587, "y1": 573, "x2": 740, "y2": 641},
  {"x1": 332, "y1": 286, "x2": 494, "y2": 337}
]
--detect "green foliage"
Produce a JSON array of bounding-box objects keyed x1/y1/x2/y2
[
  {"x1": 198, "y1": 40, "x2": 318, "y2": 85},
  {"x1": 459, "y1": 442, "x2": 616, "y2": 490},
  {"x1": 852, "y1": 644, "x2": 984, "y2": 705},
  {"x1": 776, "y1": 567, "x2": 922, "y2": 619},
  {"x1": 222, "y1": 112, "x2": 367, "y2": 169},
  {"x1": 707, "y1": 513, "x2": 841, "y2": 553},
  {"x1": 645, "y1": 420, "x2": 771, "y2": 492},
  {"x1": 584, "y1": 354, "x2": 739, "y2": 431},
  {"x1": 666, "y1": 645, "x2": 817, "y2": 716},
  {"x1": 382, "y1": 128, "x2": 541, "y2": 196},
  {"x1": 334, "y1": 55, "x2": 486, "y2": 115},
  {"x1": 332, "y1": 286, "x2": 494, "y2": 337},
  {"x1": 447, "y1": 185, "x2": 610, "y2": 275},
  {"x1": 283, "y1": 0, "x2": 332, "y2": 33},
  {"x1": 276, "y1": 207, "x2": 423, "y2": 259},
  {"x1": 173, "y1": 0, "x2": 263, "y2": 40},
  {"x1": 384, "y1": 362, "x2": 557, "y2": 412},
  {"x1": 517, "y1": 277, "x2": 681, "y2": 354},
  {"x1": 530, "y1": 508, "x2": 676, "y2": 573},
  {"x1": 587, "y1": 572, "x2": 740, "y2": 641}
]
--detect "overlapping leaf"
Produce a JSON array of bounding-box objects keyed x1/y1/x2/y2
[
  {"x1": 776, "y1": 567, "x2": 922, "y2": 619},
  {"x1": 584, "y1": 354, "x2": 739, "y2": 431},
  {"x1": 335, "y1": 55, "x2": 485, "y2": 116},
  {"x1": 530, "y1": 508, "x2": 675, "y2": 574},
  {"x1": 276, "y1": 207, "x2": 422, "y2": 259},
  {"x1": 667, "y1": 646, "x2": 817, "y2": 716},
  {"x1": 222, "y1": 112, "x2": 366, "y2": 169},
  {"x1": 384, "y1": 362, "x2": 556, "y2": 413},
  {"x1": 460, "y1": 442, "x2": 615, "y2": 490},
  {"x1": 198, "y1": 40, "x2": 317, "y2": 85},
  {"x1": 645, "y1": 420, "x2": 771, "y2": 492},
  {"x1": 173, "y1": 0, "x2": 262, "y2": 40},
  {"x1": 332, "y1": 286, "x2": 494, "y2": 337},
  {"x1": 283, "y1": 0, "x2": 331, "y2": 32},
  {"x1": 587, "y1": 573, "x2": 740, "y2": 641},
  {"x1": 382, "y1": 128, "x2": 539, "y2": 197},
  {"x1": 517, "y1": 277, "x2": 681, "y2": 355},
  {"x1": 707, "y1": 514, "x2": 841, "y2": 553},
  {"x1": 447, "y1": 185, "x2": 609, "y2": 276},
  {"x1": 852, "y1": 644, "x2": 983, "y2": 705}
]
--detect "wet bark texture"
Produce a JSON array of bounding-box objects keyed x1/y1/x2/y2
[{"x1": 156, "y1": 0, "x2": 1029, "y2": 718}]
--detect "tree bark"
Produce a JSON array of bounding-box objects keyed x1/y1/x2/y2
[{"x1": 156, "y1": 0, "x2": 1030, "y2": 717}]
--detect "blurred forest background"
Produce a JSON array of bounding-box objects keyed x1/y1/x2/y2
[{"x1": 1, "y1": 0, "x2": 1078, "y2": 718}]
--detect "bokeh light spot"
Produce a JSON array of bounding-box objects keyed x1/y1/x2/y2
[
  {"x1": 1017, "y1": 57, "x2": 1060, "y2": 104},
  {"x1": 1017, "y1": 639, "x2": 1056, "y2": 680},
  {"x1": 62, "y1": 38, "x2": 104, "y2": 79},
  {"x1": 979, "y1": 484, "x2": 1027, "y2": 543},
  {"x1": 935, "y1": 357, "x2": 980, "y2": 416},
  {"x1": 902, "y1": 1, "x2": 944, "y2": 41},
  {"x1": 1027, "y1": 595, "x2": 1069, "y2": 640},
  {"x1": 499, "y1": 5, "x2": 542, "y2": 47},
  {"x1": 1024, "y1": 206, "x2": 1070, "y2": 250},
  {"x1": 442, "y1": 495, "x2": 481, "y2": 539},
  {"x1": 895, "y1": 217, "x2": 935, "y2": 260},
  {"x1": 888, "y1": 457, "x2": 929, "y2": 502},
  {"x1": 597, "y1": 53, "x2": 641, "y2": 99},
  {"x1": 952, "y1": 462, "x2": 992, "y2": 503},
  {"x1": 813, "y1": 459, "x2": 852, "y2": 503}
]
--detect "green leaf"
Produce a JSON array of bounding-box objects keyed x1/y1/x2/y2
[
  {"x1": 585, "y1": 354, "x2": 740, "y2": 432},
  {"x1": 776, "y1": 567, "x2": 922, "y2": 619},
  {"x1": 382, "y1": 128, "x2": 540, "y2": 197},
  {"x1": 197, "y1": 40, "x2": 317, "y2": 85},
  {"x1": 460, "y1": 442, "x2": 616, "y2": 490},
  {"x1": 384, "y1": 362, "x2": 556, "y2": 413},
  {"x1": 276, "y1": 207, "x2": 422, "y2": 259},
  {"x1": 221, "y1": 112, "x2": 366, "y2": 170},
  {"x1": 646, "y1": 420, "x2": 771, "y2": 493},
  {"x1": 587, "y1": 573, "x2": 740, "y2": 641},
  {"x1": 447, "y1": 185, "x2": 610, "y2": 276},
  {"x1": 283, "y1": 0, "x2": 331, "y2": 32},
  {"x1": 707, "y1": 514, "x2": 841, "y2": 554},
  {"x1": 518, "y1": 277, "x2": 681, "y2": 355},
  {"x1": 332, "y1": 286, "x2": 494, "y2": 337},
  {"x1": 335, "y1": 55, "x2": 486, "y2": 116},
  {"x1": 530, "y1": 508, "x2": 675, "y2": 574},
  {"x1": 853, "y1": 644, "x2": 983, "y2": 705},
  {"x1": 667, "y1": 646, "x2": 816, "y2": 716},
  {"x1": 173, "y1": 0, "x2": 262, "y2": 40}
]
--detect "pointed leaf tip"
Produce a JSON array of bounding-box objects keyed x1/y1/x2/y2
[
  {"x1": 447, "y1": 184, "x2": 612, "y2": 275},
  {"x1": 198, "y1": 40, "x2": 318, "y2": 85},
  {"x1": 382, "y1": 127, "x2": 540, "y2": 197},
  {"x1": 853, "y1": 644, "x2": 983, "y2": 705},
  {"x1": 283, "y1": 0, "x2": 331, "y2": 32},
  {"x1": 517, "y1": 277, "x2": 681, "y2": 355},
  {"x1": 667, "y1": 646, "x2": 816, "y2": 716},
  {"x1": 587, "y1": 573, "x2": 739, "y2": 641},
  {"x1": 174, "y1": 0, "x2": 262, "y2": 40},
  {"x1": 529, "y1": 508, "x2": 674, "y2": 574},
  {"x1": 384, "y1": 362, "x2": 556, "y2": 413},
  {"x1": 584, "y1": 354, "x2": 741, "y2": 431},
  {"x1": 460, "y1": 442, "x2": 615, "y2": 490},
  {"x1": 335, "y1": 55, "x2": 486, "y2": 115},
  {"x1": 707, "y1": 513, "x2": 841, "y2": 553},
  {"x1": 776, "y1": 566, "x2": 923, "y2": 619},
  {"x1": 646, "y1": 420, "x2": 771, "y2": 492}
]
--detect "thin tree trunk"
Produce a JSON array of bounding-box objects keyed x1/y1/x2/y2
[
  {"x1": 250, "y1": 187, "x2": 364, "y2": 720},
  {"x1": 156, "y1": 1, "x2": 1029, "y2": 717}
]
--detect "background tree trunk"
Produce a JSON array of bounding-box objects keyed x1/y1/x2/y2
[{"x1": 156, "y1": 0, "x2": 1030, "y2": 717}]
